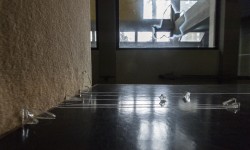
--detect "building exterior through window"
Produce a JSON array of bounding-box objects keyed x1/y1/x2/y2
[{"x1": 119, "y1": 0, "x2": 216, "y2": 48}]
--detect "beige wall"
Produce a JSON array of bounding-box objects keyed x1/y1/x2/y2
[
  {"x1": 90, "y1": 0, "x2": 96, "y2": 21},
  {"x1": 0, "y1": 0, "x2": 91, "y2": 135}
]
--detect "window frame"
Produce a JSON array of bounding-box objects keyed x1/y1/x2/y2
[
  {"x1": 91, "y1": 0, "x2": 99, "y2": 50},
  {"x1": 116, "y1": 0, "x2": 220, "y2": 50}
]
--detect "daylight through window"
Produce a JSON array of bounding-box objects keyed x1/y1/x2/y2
[{"x1": 119, "y1": 0, "x2": 216, "y2": 48}]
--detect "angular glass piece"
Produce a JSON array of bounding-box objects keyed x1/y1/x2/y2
[
  {"x1": 223, "y1": 98, "x2": 236, "y2": 106},
  {"x1": 22, "y1": 127, "x2": 30, "y2": 141},
  {"x1": 159, "y1": 94, "x2": 167, "y2": 106},
  {"x1": 36, "y1": 111, "x2": 56, "y2": 120},
  {"x1": 183, "y1": 92, "x2": 191, "y2": 102},
  {"x1": 21, "y1": 108, "x2": 56, "y2": 125},
  {"x1": 222, "y1": 98, "x2": 240, "y2": 114},
  {"x1": 22, "y1": 109, "x2": 39, "y2": 125},
  {"x1": 64, "y1": 95, "x2": 71, "y2": 101}
]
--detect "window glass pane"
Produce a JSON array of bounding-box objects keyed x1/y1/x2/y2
[
  {"x1": 90, "y1": 31, "x2": 97, "y2": 42},
  {"x1": 181, "y1": 32, "x2": 205, "y2": 42},
  {"x1": 90, "y1": 31, "x2": 93, "y2": 42},
  {"x1": 91, "y1": 0, "x2": 97, "y2": 48},
  {"x1": 138, "y1": 32, "x2": 152, "y2": 42},
  {"x1": 143, "y1": 0, "x2": 171, "y2": 19},
  {"x1": 180, "y1": 0, "x2": 197, "y2": 15},
  {"x1": 156, "y1": 0, "x2": 171, "y2": 19},
  {"x1": 119, "y1": 0, "x2": 216, "y2": 48},
  {"x1": 94, "y1": 31, "x2": 97, "y2": 42},
  {"x1": 156, "y1": 32, "x2": 170, "y2": 42},
  {"x1": 143, "y1": 0, "x2": 153, "y2": 19},
  {"x1": 120, "y1": 32, "x2": 135, "y2": 42}
]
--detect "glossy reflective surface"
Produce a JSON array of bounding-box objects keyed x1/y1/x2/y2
[{"x1": 1, "y1": 84, "x2": 250, "y2": 150}]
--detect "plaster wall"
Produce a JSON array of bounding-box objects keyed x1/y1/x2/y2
[
  {"x1": 90, "y1": 0, "x2": 96, "y2": 21},
  {"x1": 0, "y1": 0, "x2": 91, "y2": 135}
]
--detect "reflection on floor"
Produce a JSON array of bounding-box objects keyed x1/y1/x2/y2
[{"x1": 1, "y1": 84, "x2": 250, "y2": 150}]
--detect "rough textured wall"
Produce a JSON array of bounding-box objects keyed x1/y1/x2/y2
[
  {"x1": 0, "y1": 0, "x2": 91, "y2": 135},
  {"x1": 90, "y1": 0, "x2": 96, "y2": 21}
]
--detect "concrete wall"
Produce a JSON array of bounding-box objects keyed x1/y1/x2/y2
[
  {"x1": 92, "y1": 50, "x2": 219, "y2": 84},
  {"x1": 218, "y1": 0, "x2": 240, "y2": 82},
  {"x1": 116, "y1": 50, "x2": 219, "y2": 83},
  {"x1": 239, "y1": 18, "x2": 250, "y2": 76},
  {"x1": 0, "y1": 0, "x2": 91, "y2": 135},
  {"x1": 241, "y1": 0, "x2": 250, "y2": 18}
]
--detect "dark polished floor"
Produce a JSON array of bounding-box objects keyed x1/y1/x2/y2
[{"x1": 1, "y1": 84, "x2": 250, "y2": 150}]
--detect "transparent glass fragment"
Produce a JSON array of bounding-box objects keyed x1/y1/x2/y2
[
  {"x1": 36, "y1": 111, "x2": 56, "y2": 119},
  {"x1": 22, "y1": 109, "x2": 39, "y2": 125},
  {"x1": 183, "y1": 92, "x2": 191, "y2": 102},
  {"x1": 222, "y1": 98, "x2": 240, "y2": 114},
  {"x1": 21, "y1": 108, "x2": 56, "y2": 125},
  {"x1": 159, "y1": 94, "x2": 167, "y2": 106}
]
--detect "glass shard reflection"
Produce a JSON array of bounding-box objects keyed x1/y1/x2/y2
[
  {"x1": 183, "y1": 92, "x2": 191, "y2": 103},
  {"x1": 159, "y1": 94, "x2": 167, "y2": 106},
  {"x1": 21, "y1": 108, "x2": 56, "y2": 125},
  {"x1": 58, "y1": 91, "x2": 241, "y2": 114},
  {"x1": 222, "y1": 98, "x2": 240, "y2": 114}
]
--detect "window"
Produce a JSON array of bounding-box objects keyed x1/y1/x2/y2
[
  {"x1": 138, "y1": 32, "x2": 153, "y2": 42},
  {"x1": 119, "y1": 0, "x2": 216, "y2": 48},
  {"x1": 156, "y1": 32, "x2": 170, "y2": 42},
  {"x1": 91, "y1": 0, "x2": 97, "y2": 48},
  {"x1": 143, "y1": 0, "x2": 171, "y2": 19},
  {"x1": 120, "y1": 32, "x2": 136, "y2": 42},
  {"x1": 90, "y1": 31, "x2": 97, "y2": 43},
  {"x1": 180, "y1": 0, "x2": 197, "y2": 16},
  {"x1": 180, "y1": 32, "x2": 205, "y2": 42}
]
